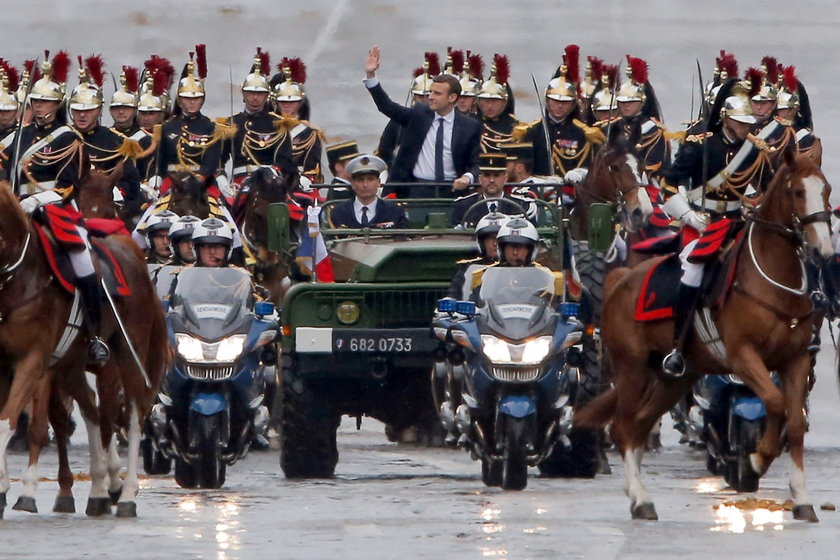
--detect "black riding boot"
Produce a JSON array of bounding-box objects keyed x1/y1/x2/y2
[
  {"x1": 76, "y1": 273, "x2": 110, "y2": 365},
  {"x1": 662, "y1": 284, "x2": 700, "y2": 378}
]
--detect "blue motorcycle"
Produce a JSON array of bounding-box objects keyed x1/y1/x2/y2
[
  {"x1": 148, "y1": 266, "x2": 277, "y2": 489},
  {"x1": 690, "y1": 373, "x2": 776, "y2": 492},
  {"x1": 432, "y1": 266, "x2": 589, "y2": 490}
]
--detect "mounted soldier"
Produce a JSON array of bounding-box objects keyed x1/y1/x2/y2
[
  {"x1": 659, "y1": 77, "x2": 781, "y2": 376},
  {"x1": 136, "y1": 55, "x2": 174, "y2": 187},
  {"x1": 157, "y1": 45, "x2": 228, "y2": 200},
  {"x1": 516, "y1": 45, "x2": 603, "y2": 183},
  {"x1": 272, "y1": 57, "x2": 323, "y2": 185},
  {"x1": 477, "y1": 54, "x2": 519, "y2": 154},
  {"x1": 455, "y1": 50, "x2": 482, "y2": 119},
  {"x1": 606, "y1": 55, "x2": 670, "y2": 181},
  {"x1": 223, "y1": 49, "x2": 295, "y2": 192},
  {"x1": 775, "y1": 65, "x2": 819, "y2": 163},
  {"x1": 586, "y1": 62, "x2": 619, "y2": 125},
  {"x1": 0, "y1": 61, "x2": 20, "y2": 140}
]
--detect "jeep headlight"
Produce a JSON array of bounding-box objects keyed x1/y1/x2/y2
[
  {"x1": 176, "y1": 334, "x2": 247, "y2": 363},
  {"x1": 481, "y1": 335, "x2": 552, "y2": 365}
]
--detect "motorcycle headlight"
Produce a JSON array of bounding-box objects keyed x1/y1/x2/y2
[
  {"x1": 175, "y1": 334, "x2": 247, "y2": 363},
  {"x1": 481, "y1": 335, "x2": 553, "y2": 365}
]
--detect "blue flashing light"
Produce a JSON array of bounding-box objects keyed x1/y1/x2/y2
[
  {"x1": 255, "y1": 301, "x2": 275, "y2": 317},
  {"x1": 455, "y1": 300, "x2": 476, "y2": 316},
  {"x1": 560, "y1": 302, "x2": 580, "y2": 318},
  {"x1": 437, "y1": 298, "x2": 457, "y2": 313}
]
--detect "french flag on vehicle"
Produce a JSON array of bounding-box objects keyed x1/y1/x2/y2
[{"x1": 296, "y1": 205, "x2": 334, "y2": 282}]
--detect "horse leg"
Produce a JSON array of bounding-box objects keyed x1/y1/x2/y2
[
  {"x1": 115, "y1": 402, "x2": 142, "y2": 518},
  {"x1": 13, "y1": 376, "x2": 52, "y2": 513},
  {"x1": 781, "y1": 353, "x2": 818, "y2": 522},
  {"x1": 50, "y1": 384, "x2": 76, "y2": 513},
  {"x1": 729, "y1": 346, "x2": 786, "y2": 476},
  {"x1": 83, "y1": 411, "x2": 112, "y2": 517}
]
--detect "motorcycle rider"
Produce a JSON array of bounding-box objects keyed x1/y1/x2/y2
[
  {"x1": 169, "y1": 215, "x2": 201, "y2": 266},
  {"x1": 497, "y1": 216, "x2": 540, "y2": 267},
  {"x1": 192, "y1": 217, "x2": 236, "y2": 268},
  {"x1": 144, "y1": 210, "x2": 178, "y2": 265},
  {"x1": 447, "y1": 212, "x2": 507, "y2": 299}
]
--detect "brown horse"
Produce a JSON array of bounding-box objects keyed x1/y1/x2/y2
[
  {"x1": 166, "y1": 172, "x2": 212, "y2": 218},
  {"x1": 575, "y1": 150, "x2": 832, "y2": 521},
  {"x1": 0, "y1": 180, "x2": 168, "y2": 518},
  {"x1": 236, "y1": 167, "x2": 297, "y2": 306}
]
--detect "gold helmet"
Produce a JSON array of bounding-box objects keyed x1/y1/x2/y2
[
  {"x1": 776, "y1": 65, "x2": 800, "y2": 112},
  {"x1": 592, "y1": 64, "x2": 619, "y2": 113},
  {"x1": 580, "y1": 56, "x2": 603, "y2": 101},
  {"x1": 139, "y1": 55, "x2": 174, "y2": 113},
  {"x1": 410, "y1": 52, "x2": 440, "y2": 97},
  {"x1": 68, "y1": 55, "x2": 105, "y2": 111},
  {"x1": 29, "y1": 50, "x2": 70, "y2": 102},
  {"x1": 177, "y1": 45, "x2": 206, "y2": 99},
  {"x1": 750, "y1": 56, "x2": 779, "y2": 102},
  {"x1": 109, "y1": 66, "x2": 139, "y2": 108},
  {"x1": 242, "y1": 47, "x2": 271, "y2": 93},
  {"x1": 546, "y1": 44, "x2": 580, "y2": 102},
  {"x1": 705, "y1": 51, "x2": 738, "y2": 106},
  {"x1": 720, "y1": 81, "x2": 756, "y2": 124},
  {"x1": 477, "y1": 54, "x2": 510, "y2": 100},
  {"x1": 459, "y1": 51, "x2": 483, "y2": 98},
  {"x1": 15, "y1": 59, "x2": 37, "y2": 104},
  {"x1": 0, "y1": 61, "x2": 21, "y2": 111},
  {"x1": 274, "y1": 56, "x2": 306, "y2": 102},
  {"x1": 615, "y1": 54, "x2": 647, "y2": 103}
]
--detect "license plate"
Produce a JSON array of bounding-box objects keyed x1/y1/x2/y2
[{"x1": 332, "y1": 329, "x2": 433, "y2": 353}]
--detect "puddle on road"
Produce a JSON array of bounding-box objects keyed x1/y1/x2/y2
[
  {"x1": 711, "y1": 498, "x2": 791, "y2": 533},
  {"x1": 175, "y1": 494, "x2": 243, "y2": 558}
]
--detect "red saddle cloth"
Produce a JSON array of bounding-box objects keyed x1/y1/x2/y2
[
  {"x1": 85, "y1": 217, "x2": 129, "y2": 237},
  {"x1": 635, "y1": 254, "x2": 681, "y2": 322}
]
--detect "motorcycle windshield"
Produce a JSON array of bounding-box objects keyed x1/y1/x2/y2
[
  {"x1": 477, "y1": 267, "x2": 558, "y2": 340},
  {"x1": 170, "y1": 267, "x2": 254, "y2": 340}
]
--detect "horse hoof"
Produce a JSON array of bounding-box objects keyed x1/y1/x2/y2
[
  {"x1": 12, "y1": 496, "x2": 37, "y2": 513},
  {"x1": 53, "y1": 496, "x2": 76, "y2": 513},
  {"x1": 109, "y1": 487, "x2": 123, "y2": 506},
  {"x1": 748, "y1": 453, "x2": 767, "y2": 477},
  {"x1": 631, "y1": 502, "x2": 659, "y2": 521},
  {"x1": 793, "y1": 504, "x2": 820, "y2": 522},
  {"x1": 85, "y1": 497, "x2": 113, "y2": 517},
  {"x1": 115, "y1": 502, "x2": 137, "y2": 518}
]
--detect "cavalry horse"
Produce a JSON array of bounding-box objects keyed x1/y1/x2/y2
[
  {"x1": 575, "y1": 150, "x2": 832, "y2": 521},
  {"x1": 0, "y1": 169, "x2": 168, "y2": 518},
  {"x1": 234, "y1": 166, "x2": 298, "y2": 306}
]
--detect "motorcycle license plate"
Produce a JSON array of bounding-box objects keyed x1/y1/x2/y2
[{"x1": 332, "y1": 329, "x2": 433, "y2": 353}]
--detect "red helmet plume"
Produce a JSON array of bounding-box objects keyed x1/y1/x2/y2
[
  {"x1": 194, "y1": 44, "x2": 207, "y2": 79},
  {"x1": 626, "y1": 54, "x2": 648, "y2": 85},
  {"x1": 745, "y1": 67, "x2": 763, "y2": 97},
  {"x1": 717, "y1": 50, "x2": 738, "y2": 78},
  {"x1": 1, "y1": 61, "x2": 20, "y2": 92},
  {"x1": 563, "y1": 44, "x2": 580, "y2": 84},
  {"x1": 782, "y1": 65, "x2": 798, "y2": 93},
  {"x1": 587, "y1": 56, "x2": 604, "y2": 81},
  {"x1": 85, "y1": 55, "x2": 105, "y2": 87},
  {"x1": 280, "y1": 57, "x2": 307, "y2": 84},
  {"x1": 122, "y1": 66, "x2": 139, "y2": 93},
  {"x1": 256, "y1": 48, "x2": 270, "y2": 76},
  {"x1": 424, "y1": 52, "x2": 441, "y2": 76},
  {"x1": 51, "y1": 50, "x2": 71, "y2": 84},
  {"x1": 449, "y1": 48, "x2": 465, "y2": 74},
  {"x1": 493, "y1": 54, "x2": 510, "y2": 85},
  {"x1": 761, "y1": 56, "x2": 779, "y2": 85},
  {"x1": 467, "y1": 53, "x2": 484, "y2": 80}
]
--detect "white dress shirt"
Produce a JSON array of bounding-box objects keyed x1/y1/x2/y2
[
  {"x1": 412, "y1": 109, "x2": 456, "y2": 181},
  {"x1": 353, "y1": 198, "x2": 379, "y2": 224}
]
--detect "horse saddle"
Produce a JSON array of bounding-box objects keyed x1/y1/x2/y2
[{"x1": 34, "y1": 223, "x2": 131, "y2": 299}]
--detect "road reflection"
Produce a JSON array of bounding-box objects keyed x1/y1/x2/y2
[{"x1": 176, "y1": 494, "x2": 243, "y2": 559}]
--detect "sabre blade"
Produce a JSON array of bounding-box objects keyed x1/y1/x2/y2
[
  {"x1": 696, "y1": 59, "x2": 709, "y2": 210},
  {"x1": 10, "y1": 56, "x2": 39, "y2": 195},
  {"x1": 530, "y1": 73, "x2": 555, "y2": 177}
]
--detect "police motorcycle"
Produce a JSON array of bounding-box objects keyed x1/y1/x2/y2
[
  {"x1": 688, "y1": 373, "x2": 776, "y2": 492},
  {"x1": 432, "y1": 219, "x2": 585, "y2": 490},
  {"x1": 147, "y1": 220, "x2": 277, "y2": 488}
]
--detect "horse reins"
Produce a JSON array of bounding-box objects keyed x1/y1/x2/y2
[{"x1": 0, "y1": 231, "x2": 31, "y2": 289}]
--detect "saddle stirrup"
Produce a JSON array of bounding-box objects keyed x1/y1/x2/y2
[
  {"x1": 76, "y1": 274, "x2": 110, "y2": 365},
  {"x1": 662, "y1": 284, "x2": 701, "y2": 378}
]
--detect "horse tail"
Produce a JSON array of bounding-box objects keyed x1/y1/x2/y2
[{"x1": 574, "y1": 388, "x2": 618, "y2": 429}]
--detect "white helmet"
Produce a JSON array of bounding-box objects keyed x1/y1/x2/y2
[
  {"x1": 192, "y1": 217, "x2": 233, "y2": 249},
  {"x1": 145, "y1": 210, "x2": 179, "y2": 241},
  {"x1": 474, "y1": 212, "x2": 509, "y2": 258},
  {"x1": 496, "y1": 217, "x2": 539, "y2": 263},
  {"x1": 168, "y1": 214, "x2": 201, "y2": 244}
]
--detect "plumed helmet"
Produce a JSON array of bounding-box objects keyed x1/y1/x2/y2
[
  {"x1": 68, "y1": 55, "x2": 105, "y2": 111},
  {"x1": 410, "y1": 52, "x2": 440, "y2": 97},
  {"x1": 776, "y1": 65, "x2": 800, "y2": 112},
  {"x1": 29, "y1": 50, "x2": 70, "y2": 103},
  {"x1": 496, "y1": 216, "x2": 539, "y2": 263},
  {"x1": 138, "y1": 55, "x2": 174, "y2": 113},
  {"x1": 458, "y1": 51, "x2": 483, "y2": 98},
  {"x1": 477, "y1": 54, "x2": 510, "y2": 100},
  {"x1": 744, "y1": 62, "x2": 776, "y2": 103},
  {"x1": 580, "y1": 56, "x2": 603, "y2": 101},
  {"x1": 591, "y1": 64, "x2": 619, "y2": 113},
  {"x1": 274, "y1": 57, "x2": 306, "y2": 102},
  {"x1": 545, "y1": 45, "x2": 580, "y2": 102},
  {"x1": 0, "y1": 61, "x2": 20, "y2": 111},
  {"x1": 146, "y1": 210, "x2": 179, "y2": 238},
  {"x1": 177, "y1": 45, "x2": 206, "y2": 99},
  {"x1": 192, "y1": 217, "x2": 234, "y2": 247},
  {"x1": 616, "y1": 54, "x2": 648, "y2": 103},
  {"x1": 168, "y1": 214, "x2": 202, "y2": 243},
  {"x1": 705, "y1": 51, "x2": 738, "y2": 106},
  {"x1": 242, "y1": 48, "x2": 271, "y2": 93},
  {"x1": 110, "y1": 66, "x2": 139, "y2": 108}
]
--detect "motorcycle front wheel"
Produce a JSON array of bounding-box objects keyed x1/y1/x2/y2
[
  {"x1": 501, "y1": 417, "x2": 528, "y2": 491},
  {"x1": 196, "y1": 414, "x2": 226, "y2": 489},
  {"x1": 724, "y1": 416, "x2": 762, "y2": 493}
]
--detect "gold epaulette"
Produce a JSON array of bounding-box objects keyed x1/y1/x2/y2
[
  {"x1": 664, "y1": 129, "x2": 687, "y2": 142},
  {"x1": 470, "y1": 262, "x2": 497, "y2": 291},
  {"x1": 660, "y1": 182, "x2": 679, "y2": 196},
  {"x1": 512, "y1": 119, "x2": 540, "y2": 142},
  {"x1": 213, "y1": 118, "x2": 237, "y2": 141},
  {"x1": 117, "y1": 138, "x2": 144, "y2": 159},
  {"x1": 685, "y1": 132, "x2": 711, "y2": 144},
  {"x1": 572, "y1": 118, "x2": 606, "y2": 144},
  {"x1": 273, "y1": 114, "x2": 300, "y2": 132},
  {"x1": 136, "y1": 124, "x2": 162, "y2": 159}
]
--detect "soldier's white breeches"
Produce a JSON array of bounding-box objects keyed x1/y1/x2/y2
[
  {"x1": 19, "y1": 190, "x2": 63, "y2": 214},
  {"x1": 679, "y1": 239, "x2": 704, "y2": 288},
  {"x1": 68, "y1": 226, "x2": 96, "y2": 278}
]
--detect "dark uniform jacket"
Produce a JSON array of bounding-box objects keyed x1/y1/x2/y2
[
  {"x1": 158, "y1": 112, "x2": 222, "y2": 179},
  {"x1": 222, "y1": 108, "x2": 294, "y2": 176},
  {"x1": 329, "y1": 197, "x2": 408, "y2": 229},
  {"x1": 523, "y1": 115, "x2": 595, "y2": 176},
  {"x1": 2, "y1": 120, "x2": 64, "y2": 182},
  {"x1": 328, "y1": 177, "x2": 353, "y2": 201},
  {"x1": 112, "y1": 123, "x2": 155, "y2": 182},
  {"x1": 290, "y1": 122, "x2": 323, "y2": 183},
  {"x1": 366, "y1": 83, "x2": 481, "y2": 184},
  {"x1": 480, "y1": 113, "x2": 519, "y2": 154},
  {"x1": 376, "y1": 118, "x2": 403, "y2": 168},
  {"x1": 602, "y1": 115, "x2": 670, "y2": 180}
]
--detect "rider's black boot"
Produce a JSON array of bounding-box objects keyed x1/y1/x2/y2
[
  {"x1": 76, "y1": 273, "x2": 110, "y2": 365},
  {"x1": 662, "y1": 284, "x2": 700, "y2": 378}
]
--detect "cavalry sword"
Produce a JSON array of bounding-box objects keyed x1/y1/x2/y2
[{"x1": 10, "y1": 56, "x2": 39, "y2": 196}]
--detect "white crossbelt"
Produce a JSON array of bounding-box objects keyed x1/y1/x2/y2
[
  {"x1": 704, "y1": 119, "x2": 781, "y2": 190},
  {"x1": 16, "y1": 125, "x2": 74, "y2": 176}
]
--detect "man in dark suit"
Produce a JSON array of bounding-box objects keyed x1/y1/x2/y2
[
  {"x1": 328, "y1": 154, "x2": 408, "y2": 229},
  {"x1": 450, "y1": 153, "x2": 536, "y2": 227},
  {"x1": 364, "y1": 46, "x2": 482, "y2": 198}
]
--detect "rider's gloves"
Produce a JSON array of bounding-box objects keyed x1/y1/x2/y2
[
  {"x1": 563, "y1": 168, "x2": 588, "y2": 185},
  {"x1": 662, "y1": 190, "x2": 709, "y2": 233}
]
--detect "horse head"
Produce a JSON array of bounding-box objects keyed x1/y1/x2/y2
[
  {"x1": 76, "y1": 162, "x2": 124, "y2": 220},
  {"x1": 241, "y1": 166, "x2": 297, "y2": 259},
  {"x1": 759, "y1": 148, "x2": 833, "y2": 261},
  {"x1": 168, "y1": 172, "x2": 210, "y2": 218},
  {"x1": 587, "y1": 130, "x2": 653, "y2": 233}
]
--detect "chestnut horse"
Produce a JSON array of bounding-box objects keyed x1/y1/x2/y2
[
  {"x1": 0, "y1": 179, "x2": 168, "y2": 518},
  {"x1": 235, "y1": 167, "x2": 297, "y2": 306},
  {"x1": 166, "y1": 172, "x2": 212, "y2": 218},
  {"x1": 576, "y1": 150, "x2": 832, "y2": 521}
]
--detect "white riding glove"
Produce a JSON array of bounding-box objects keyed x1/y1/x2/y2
[
  {"x1": 564, "y1": 167, "x2": 588, "y2": 185},
  {"x1": 663, "y1": 191, "x2": 709, "y2": 233},
  {"x1": 19, "y1": 190, "x2": 63, "y2": 214}
]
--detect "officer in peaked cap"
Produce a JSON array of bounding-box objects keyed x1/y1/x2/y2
[
  {"x1": 325, "y1": 140, "x2": 360, "y2": 200},
  {"x1": 451, "y1": 152, "x2": 535, "y2": 227},
  {"x1": 329, "y1": 154, "x2": 407, "y2": 229}
]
